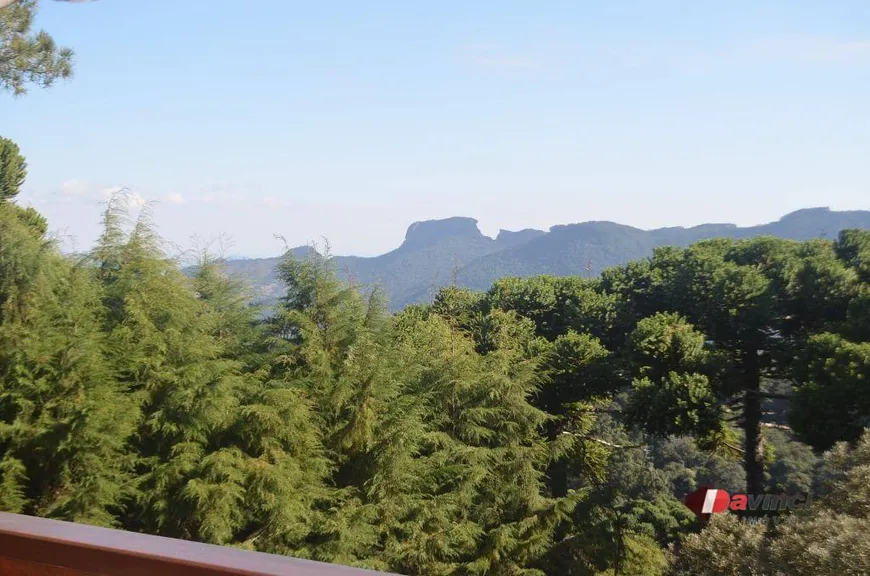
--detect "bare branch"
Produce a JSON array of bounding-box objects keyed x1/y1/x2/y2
[
  {"x1": 724, "y1": 441, "x2": 746, "y2": 454},
  {"x1": 746, "y1": 390, "x2": 793, "y2": 401},
  {"x1": 590, "y1": 438, "x2": 645, "y2": 450},
  {"x1": 761, "y1": 422, "x2": 793, "y2": 431}
]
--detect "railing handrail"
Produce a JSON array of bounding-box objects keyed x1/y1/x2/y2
[{"x1": 0, "y1": 512, "x2": 397, "y2": 576}]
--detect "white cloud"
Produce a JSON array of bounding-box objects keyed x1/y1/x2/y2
[
  {"x1": 262, "y1": 196, "x2": 290, "y2": 208},
  {"x1": 166, "y1": 193, "x2": 186, "y2": 205},
  {"x1": 61, "y1": 179, "x2": 90, "y2": 196}
]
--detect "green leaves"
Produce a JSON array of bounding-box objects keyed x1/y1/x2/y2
[
  {"x1": 0, "y1": 0, "x2": 74, "y2": 95},
  {"x1": 539, "y1": 330, "x2": 614, "y2": 410},
  {"x1": 622, "y1": 313, "x2": 725, "y2": 452},
  {"x1": 668, "y1": 431, "x2": 870, "y2": 576},
  {"x1": 626, "y1": 373, "x2": 721, "y2": 441},
  {"x1": 668, "y1": 513, "x2": 767, "y2": 576},
  {"x1": 629, "y1": 313, "x2": 707, "y2": 379},
  {"x1": 4, "y1": 167, "x2": 870, "y2": 574},
  {"x1": 0, "y1": 202, "x2": 135, "y2": 526},
  {"x1": 0, "y1": 454, "x2": 27, "y2": 512},
  {"x1": 0, "y1": 137, "x2": 26, "y2": 201},
  {"x1": 790, "y1": 333, "x2": 870, "y2": 450},
  {"x1": 835, "y1": 229, "x2": 870, "y2": 284}
]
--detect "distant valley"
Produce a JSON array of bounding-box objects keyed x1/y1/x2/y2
[{"x1": 204, "y1": 207, "x2": 870, "y2": 311}]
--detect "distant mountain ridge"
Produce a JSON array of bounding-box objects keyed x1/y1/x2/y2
[{"x1": 204, "y1": 208, "x2": 870, "y2": 311}]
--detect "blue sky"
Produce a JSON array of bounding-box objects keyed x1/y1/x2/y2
[{"x1": 2, "y1": 0, "x2": 869, "y2": 257}]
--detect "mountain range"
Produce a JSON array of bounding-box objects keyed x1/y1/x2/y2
[{"x1": 208, "y1": 207, "x2": 870, "y2": 311}]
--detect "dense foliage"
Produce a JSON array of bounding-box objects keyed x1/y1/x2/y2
[
  {"x1": 0, "y1": 0, "x2": 74, "y2": 95},
  {"x1": 2, "y1": 139, "x2": 870, "y2": 575},
  {"x1": 5, "y1": 5, "x2": 869, "y2": 572}
]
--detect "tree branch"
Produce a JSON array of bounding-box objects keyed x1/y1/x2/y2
[
  {"x1": 590, "y1": 438, "x2": 646, "y2": 450},
  {"x1": 560, "y1": 431, "x2": 645, "y2": 450},
  {"x1": 1, "y1": 0, "x2": 95, "y2": 7},
  {"x1": 761, "y1": 422, "x2": 792, "y2": 431},
  {"x1": 724, "y1": 441, "x2": 746, "y2": 454},
  {"x1": 573, "y1": 407, "x2": 623, "y2": 414},
  {"x1": 745, "y1": 390, "x2": 793, "y2": 401}
]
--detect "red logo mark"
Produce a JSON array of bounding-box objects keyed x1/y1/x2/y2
[
  {"x1": 684, "y1": 486, "x2": 730, "y2": 516},
  {"x1": 683, "y1": 487, "x2": 810, "y2": 517}
]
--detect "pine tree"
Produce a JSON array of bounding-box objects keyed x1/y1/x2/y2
[
  {"x1": 0, "y1": 136, "x2": 27, "y2": 201},
  {"x1": 0, "y1": 202, "x2": 134, "y2": 525},
  {"x1": 263, "y1": 247, "x2": 397, "y2": 567},
  {"x1": 89, "y1": 199, "x2": 249, "y2": 541},
  {"x1": 381, "y1": 307, "x2": 574, "y2": 576},
  {"x1": 192, "y1": 251, "x2": 329, "y2": 555},
  {"x1": 0, "y1": 1, "x2": 74, "y2": 95}
]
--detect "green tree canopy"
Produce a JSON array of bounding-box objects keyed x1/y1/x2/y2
[
  {"x1": 0, "y1": 136, "x2": 26, "y2": 201},
  {"x1": 0, "y1": 201, "x2": 135, "y2": 525},
  {"x1": 669, "y1": 431, "x2": 870, "y2": 575},
  {"x1": 1, "y1": 0, "x2": 75, "y2": 95}
]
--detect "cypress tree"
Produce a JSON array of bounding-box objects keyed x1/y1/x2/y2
[
  {"x1": 0, "y1": 137, "x2": 26, "y2": 201},
  {"x1": 264, "y1": 248, "x2": 397, "y2": 567},
  {"x1": 381, "y1": 307, "x2": 574, "y2": 575},
  {"x1": 0, "y1": 203, "x2": 134, "y2": 525},
  {"x1": 193, "y1": 251, "x2": 328, "y2": 554},
  {"x1": 90, "y1": 199, "x2": 249, "y2": 541}
]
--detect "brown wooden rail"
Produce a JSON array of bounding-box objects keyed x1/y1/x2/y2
[{"x1": 0, "y1": 512, "x2": 399, "y2": 576}]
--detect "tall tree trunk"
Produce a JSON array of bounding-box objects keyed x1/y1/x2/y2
[
  {"x1": 545, "y1": 420, "x2": 568, "y2": 497},
  {"x1": 547, "y1": 459, "x2": 568, "y2": 498},
  {"x1": 545, "y1": 419, "x2": 571, "y2": 544},
  {"x1": 743, "y1": 349, "x2": 765, "y2": 495},
  {"x1": 612, "y1": 509, "x2": 624, "y2": 576}
]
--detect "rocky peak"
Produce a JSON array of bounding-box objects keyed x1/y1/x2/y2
[{"x1": 402, "y1": 217, "x2": 488, "y2": 249}]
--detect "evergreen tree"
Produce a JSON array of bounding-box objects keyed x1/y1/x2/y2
[
  {"x1": 0, "y1": 0, "x2": 74, "y2": 95},
  {"x1": 788, "y1": 229, "x2": 870, "y2": 451},
  {"x1": 90, "y1": 202, "x2": 329, "y2": 550},
  {"x1": 382, "y1": 307, "x2": 574, "y2": 575},
  {"x1": 600, "y1": 238, "x2": 850, "y2": 494},
  {"x1": 0, "y1": 202, "x2": 134, "y2": 524},
  {"x1": 0, "y1": 136, "x2": 26, "y2": 201},
  {"x1": 669, "y1": 431, "x2": 870, "y2": 575},
  {"x1": 622, "y1": 312, "x2": 727, "y2": 451},
  {"x1": 263, "y1": 247, "x2": 392, "y2": 567},
  {"x1": 90, "y1": 200, "x2": 242, "y2": 540}
]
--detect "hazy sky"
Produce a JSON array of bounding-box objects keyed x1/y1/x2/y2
[{"x1": 3, "y1": 0, "x2": 869, "y2": 257}]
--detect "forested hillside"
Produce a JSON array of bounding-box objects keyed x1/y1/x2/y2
[
  {"x1": 213, "y1": 209, "x2": 870, "y2": 311},
  {"x1": 5, "y1": 2, "x2": 870, "y2": 574},
  {"x1": 3, "y1": 134, "x2": 870, "y2": 574}
]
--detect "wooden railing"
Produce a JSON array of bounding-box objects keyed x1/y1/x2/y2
[{"x1": 0, "y1": 512, "x2": 397, "y2": 576}]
